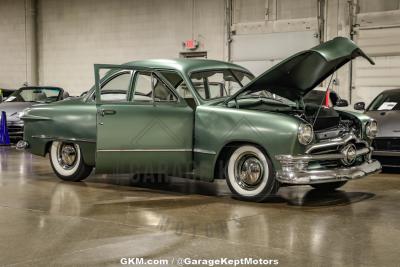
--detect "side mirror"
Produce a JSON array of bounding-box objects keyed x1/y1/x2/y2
[
  {"x1": 335, "y1": 99, "x2": 349, "y2": 107},
  {"x1": 354, "y1": 102, "x2": 366, "y2": 111}
]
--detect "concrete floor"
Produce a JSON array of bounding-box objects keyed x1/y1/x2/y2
[{"x1": 0, "y1": 146, "x2": 399, "y2": 267}]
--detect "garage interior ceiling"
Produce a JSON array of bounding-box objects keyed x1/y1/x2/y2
[{"x1": 0, "y1": 0, "x2": 399, "y2": 104}]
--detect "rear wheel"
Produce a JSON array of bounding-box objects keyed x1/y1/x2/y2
[
  {"x1": 225, "y1": 145, "x2": 279, "y2": 202},
  {"x1": 310, "y1": 181, "x2": 347, "y2": 191},
  {"x1": 49, "y1": 141, "x2": 93, "y2": 182}
]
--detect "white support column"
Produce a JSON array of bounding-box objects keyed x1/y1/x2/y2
[{"x1": 24, "y1": 0, "x2": 38, "y2": 86}]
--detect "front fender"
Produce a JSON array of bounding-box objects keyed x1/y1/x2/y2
[{"x1": 194, "y1": 106, "x2": 303, "y2": 180}]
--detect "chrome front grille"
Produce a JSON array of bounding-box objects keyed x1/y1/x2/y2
[
  {"x1": 372, "y1": 138, "x2": 400, "y2": 151},
  {"x1": 305, "y1": 133, "x2": 370, "y2": 168},
  {"x1": 306, "y1": 133, "x2": 367, "y2": 155},
  {"x1": 7, "y1": 122, "x2": 24, "y2": 138}
]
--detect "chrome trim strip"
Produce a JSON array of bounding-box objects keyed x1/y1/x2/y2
[
  {"x1": 32, "y1": 135, "x2": 96, "y2": 143},
  {"x1": 193, "y1": 148, "x2": 217, "y2": 155},
  {"x1": 276, "y1": 147, "x2": 370, "y2": 162},
  {"x1": 373, "y1": 150, "x2": 400, "y2": 157},
  {"x1": 97, "y1": 148, "x2": 192, "y2": 152},
  {"x1": 380, "y1": 164, "x2": 400, "y2": 168}
]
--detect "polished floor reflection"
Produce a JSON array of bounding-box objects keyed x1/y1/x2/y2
[{"x1": 0, "y1": 147, "x2": 399, "y2": 266}]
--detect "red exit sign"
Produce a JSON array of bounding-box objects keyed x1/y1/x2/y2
[{"x1": 184, "y1": 39, "x2": 199, "y2": 50}]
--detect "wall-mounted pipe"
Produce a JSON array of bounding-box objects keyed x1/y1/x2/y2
[{"x1": 225, "y1": 0, "x2": 233, "y2": 62}]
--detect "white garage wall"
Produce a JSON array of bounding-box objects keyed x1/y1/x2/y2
[
  {"x1": 0, "y1": 0, "x2": 30, "y2": 89},
  {"x1": 37, "y1": 0, "x2": 226, "y2": 95},
  {"x1": 352, "y1": 8, "x2": 400, "y2": 106},
  {"x1": 1, "y1": 0, "x2": 400, "y2": 100}
]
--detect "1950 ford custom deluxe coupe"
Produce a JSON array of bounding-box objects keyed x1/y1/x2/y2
[{"x1": 20, "y1": 37, "x2": 381, "y2": 202}]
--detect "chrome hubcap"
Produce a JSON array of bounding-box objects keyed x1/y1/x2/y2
[
  {"x1": 234, "y1": 153, "x2": 264, "y2": 190},
  {"x1": 57, "y1": 143, "x2": 78, "y2": 170}
]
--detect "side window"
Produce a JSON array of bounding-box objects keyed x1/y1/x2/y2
[
  {"x1": 176, "y1": 82, "x2": 193, "y2": 98},
  {"x1": 100, "y1": 72, "x2": 131, "y2": 102},
  {"x1": 133, "y1": 72, "x2": 153, "y2": 101},
  {"x1": 160, "y1": 70, "x2": 196, "y2": 101},
  {"x1": 133, "y1": 72, "x2": 177, "y2": 102},
  {"x1": 154, "y1": 76, "x2": 177, "y2": 102}
]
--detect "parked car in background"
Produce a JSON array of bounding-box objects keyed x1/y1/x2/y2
[
  {"x1": 0, "y1": 88, "x2": 15, "y2": 102},
  {"x1": 354, "y1": 88, "x2": 400, "y2": 168},
  {"x1": 20, "y1": 37, "x2": 381, "y2": 202},
  {"x1": 0, "y1": 86, "x2": 69, "y2": 141}
]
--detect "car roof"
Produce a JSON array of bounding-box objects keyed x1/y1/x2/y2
[
  {"x1": 122, "y1": 59, "x2": 251, "y2": 74},
  {"x1": 379, "y1": 88, "x2": 400, "y2": 94}
]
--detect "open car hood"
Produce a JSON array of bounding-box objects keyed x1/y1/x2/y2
[{"x1": 227, "y1": 37, "x2": 374, "y2": 102}]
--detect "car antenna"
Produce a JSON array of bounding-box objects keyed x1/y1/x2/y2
[{"x1": 312, "y1": 71, "x2": 336, "y2": 128}]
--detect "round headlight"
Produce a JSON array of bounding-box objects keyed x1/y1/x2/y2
[
  {"x1": 298, "y1": 124, "x2": 314, "y2": 145},
  {"x1": 366, "y1": 120, "x2": 378, "y2": 139}
]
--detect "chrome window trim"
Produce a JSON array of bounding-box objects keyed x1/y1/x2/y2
[
  {"x1": 86, "y1": 70, "x2": 133, "y2": 103},
  {"x1": 132, "y1": 71, "x2": 180, "y2": 104}
]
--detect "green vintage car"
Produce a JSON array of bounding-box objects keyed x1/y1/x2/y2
[{"x1": 20, "y1": 37, "x2": 381, "y2": 202}]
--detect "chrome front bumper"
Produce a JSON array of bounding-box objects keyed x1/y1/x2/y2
[
  {"x1": 275, "y1": 145, "x2": 382, "y2": 184},
  {"x1": 276, "y1": 160, "x2": 381, "y2": 184}
]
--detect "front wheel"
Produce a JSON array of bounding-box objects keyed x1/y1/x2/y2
[
  {"x1": 49, "y1": 141, "x2": 93, "y2": 182},
  {"x1": 225, "y1": 145, "x2": 279, "y2": 202},
  {"x1": 310, "y1": 181, "x2": 347, "y2": 191}
]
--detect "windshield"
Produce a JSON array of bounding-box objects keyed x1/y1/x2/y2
[
  {"x1": 368, "y1": 91, "x2": 400, "y2": 111},
  {"x1": 5, "y1": 88, "x2": 61, "y2": 103},
  {"x1": 190, "y1": 70, "x2": 253, "y2": 100}
]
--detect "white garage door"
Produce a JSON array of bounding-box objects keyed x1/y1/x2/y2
[
  {"x1": 352, "y1": 27, "x2": 400, "y2": 105},
  {"x1": 231, "y1": 31, "x2": 319, "y2": 76}
]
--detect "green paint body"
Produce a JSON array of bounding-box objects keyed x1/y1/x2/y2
[{"x1": 22, "y1": 38, "x2": 373, "y2": 181}]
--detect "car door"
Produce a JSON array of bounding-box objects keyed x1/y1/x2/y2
[{"x1": 95, "y1": 65, "x2": 193, "y2": 175}]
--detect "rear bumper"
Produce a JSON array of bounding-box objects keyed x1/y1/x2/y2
[{"x1": 276, "y1": 160, "x2": 381, "y2": 184}]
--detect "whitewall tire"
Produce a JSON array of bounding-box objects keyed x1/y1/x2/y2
[
  {"x1": 226, "y1": 145, "x2": 279, "y2": 202},
  {"x1": 49, "y1": 141, "x2": 93, "y2": 181}
]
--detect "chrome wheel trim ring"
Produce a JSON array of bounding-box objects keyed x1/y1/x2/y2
[
  {"x1": 234, "y1": 152, "x2": 264, "y2": 191},
  {"x1": 57, "y1": 143, "x2": 78, "y2": 170}
]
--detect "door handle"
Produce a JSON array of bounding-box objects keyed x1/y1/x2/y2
[{"x1": 100, "y1": 109, "x2": 116, "y2": 116}]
